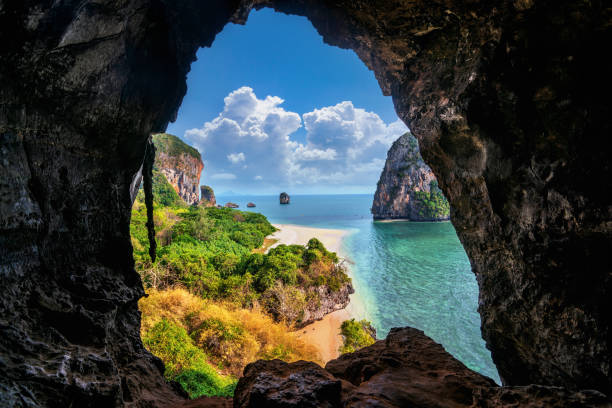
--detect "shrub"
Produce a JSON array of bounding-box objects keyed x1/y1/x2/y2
[
  {"x1": 139, "y1": 288, "x2": 321, "y2": 379},
  {"x1": 141, "y1": 318, "x2": 236, "y2": 398},
  {"x1": 340, "y1": 319, "x2": 377, "y2": 354}
]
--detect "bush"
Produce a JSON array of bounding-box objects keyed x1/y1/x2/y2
[
  {"x1": 340, "y1": 319, "x2": 377, "y2": 354},
  {"x1": 139, "y1": 289, "x2": 321, "y2": 380},
  {"x1": 141, "y1": 318, "x2": 236, "y2": 398}
]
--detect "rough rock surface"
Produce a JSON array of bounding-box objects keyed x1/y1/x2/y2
[
  {"x1": 199, "y1": 185, "x2": 216, "y2": 207},
  {"x1": 301, "y1": 283, "x2": 354, "y2": 328},
  {"x1": 236, "y1": 327, "x2": 612, "y2": 408},
  {"x1": 372, "y1": 132, "x2": 450, "y2": 221},
  {"x1": 153, "y1": 133, "x2": 203, "y2": 205},
  {"x1": 279, "y1": 192, "x2": 290, "y2": 204},
  {"x1": 0, "y1": 0, "x2": 611, "y2": 406},
  {"x1": 234, "y1": 359, "x2": 351, "y2": 408}
]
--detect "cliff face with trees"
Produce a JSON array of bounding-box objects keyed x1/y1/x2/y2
[
  {"x1": 372, "y1": 132, "x2": 450, "y2": 221},
  {"x1": 153, "y1": 133, "x2": 203, "y2": 205}
]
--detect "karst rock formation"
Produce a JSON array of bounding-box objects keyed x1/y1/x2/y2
[
  {"x1": 372, "y1": 132, "x2": 450, "y2": 221},
  {"x1": 0, "y1": 0, "x2": 610, "y2": 406}
]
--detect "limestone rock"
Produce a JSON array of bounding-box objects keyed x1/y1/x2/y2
[
  {"x1": 234, "y1": 360, "x2": 351, "y2": 408},
  {"x1": 200, "y1": 185, "x2": 216, "y2": 207},
  {"x1": 153, "y1": 134, "x2": 203, "y2": 205},
  {"x1": 300, "y1": 283, "x2": 354, "y2": 328},
  {"x1": 372, "y1": 132, "x2": 450, "y2": 221},
  {"x1": 224, "y1": 202, "x2": 239, "y2": 208},
  {"x1": 279, "y1": 192, "x2": 290, "y2": 204},
  {"x1": 236, "y1": 327, "x2": 612, "y2": 408}
]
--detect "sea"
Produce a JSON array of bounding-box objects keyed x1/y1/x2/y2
[{"x1": 217, "y1": 193, "x2": 501, "y2": 383}]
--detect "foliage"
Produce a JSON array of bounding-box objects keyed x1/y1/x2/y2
[
  {"x1": 140, "y1": 289, "x2": 322, "y2": 379},
  {"x1": 152, "y1": 133, "x2": 201, "y2": 160},
  {"x1": 142, "y1": 318, "x2": 236, "y2": 398},
  {"x1": 340, "y1": 319, "x2": 377, "y2": 354},
  {"x1": 131, "y1": 168, "x2": 350, "y2": 397},
  {"x1": 131, "y1": 178, "x2": 349, "y2": 324},
  {"x1": 412, "y1": 180, "x2": 450, "y2": 219}
]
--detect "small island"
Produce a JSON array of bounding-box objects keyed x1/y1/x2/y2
[
  {"x1": 224, "y1": 202, "x2": 239, "y2": 208},
  {"x1": 372, "y1": 132, "x2": 450, "y2": 221},
  {"x1": 247, "y1": 202, "x2": 256, "y2": 208},
  {"x1": 280, "y1": 192, "x2": 290, "y2": 204}
]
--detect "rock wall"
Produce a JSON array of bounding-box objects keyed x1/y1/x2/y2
[
  {"x1": 372, "y1": 132, "x2": 450, "y2": 221},
  {"x1": 152, "y1": 133, "x2": 203, "y2": 205},
  {"x1": 0, "y1": 0, "x2": 610, "y2": 406}
]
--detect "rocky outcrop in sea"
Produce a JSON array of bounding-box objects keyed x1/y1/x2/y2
[
  {"x1": 199, "y1": 185, "x2": 216, "y2": 207},
  {"x1": 372, "y1": 132, "x2": 450, "y2": 221},
  {"x1": 153, "y1": 133, "x2": 203, "y2": 205},
  {"x1": 280, "y1": 192, "x2": 290, "y2": 204}
]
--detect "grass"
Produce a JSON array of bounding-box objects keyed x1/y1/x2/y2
[{"x1": 140, "y1": 288, "x2": 323, "y2": 382}]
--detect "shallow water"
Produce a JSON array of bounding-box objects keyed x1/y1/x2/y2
[{"x1": 217, "y1": 194, "x2": 500, "y2": 383}]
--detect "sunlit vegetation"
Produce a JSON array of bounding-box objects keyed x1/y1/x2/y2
[
  {"x1": 340, "y1": 319, "x2": 377, "y2": 354},
  {"x1": 131, "y1": 164, "x2": 348, "y2": 398},
  {"x1": 413, "y1": 180, "x2": 450, "y2": 219},
  {"x1": 140, "y1": 288, "x2": 322, "y2": 398}
]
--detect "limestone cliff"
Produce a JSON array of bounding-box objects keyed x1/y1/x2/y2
[
  {"x1": 152, "y1": 133, "x2": 203, "y2": 205},
  {"x1": 372, "y1": 132, "x2": 450, "y2": 221}
]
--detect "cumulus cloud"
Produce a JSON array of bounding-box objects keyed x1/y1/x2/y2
[
  {"x1": 184, "y1": 86, "x2": 408, "y2": 192},
  {"x1": 227, "y1": 152, "x2": 246, "y2": 164}
]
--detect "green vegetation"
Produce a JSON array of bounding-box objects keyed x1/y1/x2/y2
[
  {"x1": 152, "y1": 133, "x2": 201, "y2": 160},
  {"x1": 413, "y1": 180, "x2": 450, "y2": 219},
  {"x1": 340, "y1": 319, "x2": 377, "y2": 354},
  {"x1": 131, "y1": 164, "x2": 350, "y2": 398},
  {"x1": 142, "y1": 318, "x2": 236, "y2": 398},
  {"x1": 140, "y1": 289, "x2": 321, "y2": 379},
  {"x1": 131, "y1": 191, "x2": 348, "y2": 323}
]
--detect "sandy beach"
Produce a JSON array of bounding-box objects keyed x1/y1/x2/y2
[{"x1": 268, "y1": 224, "x2": 365, "y2": 363}]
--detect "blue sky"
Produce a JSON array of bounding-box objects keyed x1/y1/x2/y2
[{"x1": 167, "y1": 8, "x2": 407, "y2": 195}]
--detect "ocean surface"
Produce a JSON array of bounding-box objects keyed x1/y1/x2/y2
[{"x1": 218, "y1": 194, "x2": 501, "y2": 383}]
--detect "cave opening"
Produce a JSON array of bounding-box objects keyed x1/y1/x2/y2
[
  {"x1": 2, "y1": 0, "x2": 609, "y2": 405},
  {"x1": 130, "y1": 7, "x2": 500, "y2": 400}
]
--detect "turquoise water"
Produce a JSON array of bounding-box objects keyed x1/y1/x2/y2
[{"x1": 218, "y1": 194, "x2": 500, "y2": 383}]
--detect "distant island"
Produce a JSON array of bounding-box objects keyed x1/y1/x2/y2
[
  {"x1": 280, "y1": 192, "x2": 290, "y2": 204},
  {"x1": 372, "y1": 132, "x2": 450, "y2": 221}
]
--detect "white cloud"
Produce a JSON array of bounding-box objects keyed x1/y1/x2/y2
[
  {"x1": 210, "y1": 173, "x2": 237, "y2": 180},
  {"x1": 227, "y1": 152, "x2": 246, "y2": 163},
  {"x1": 184, "y1": 87, "x2": 408, "y2": 193}
]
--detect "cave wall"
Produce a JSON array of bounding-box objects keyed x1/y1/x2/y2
[{"x1": 0, "y1": 0, "x2": 610, "y2": 406}]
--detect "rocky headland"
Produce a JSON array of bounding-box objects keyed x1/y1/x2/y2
[
  {"x1": 199, "y1": 185, "x2": 216, "y2": 207},
  {"x1": 153, "y1": 133, "x2": 204, "y2": 205},
  {"x1": 372, "y1": 132, "x2": 450, "y2": 221}
]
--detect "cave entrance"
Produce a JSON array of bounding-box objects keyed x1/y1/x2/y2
[{"x1": 130, "y1": 7, "x2": 500, "y2": 399}]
